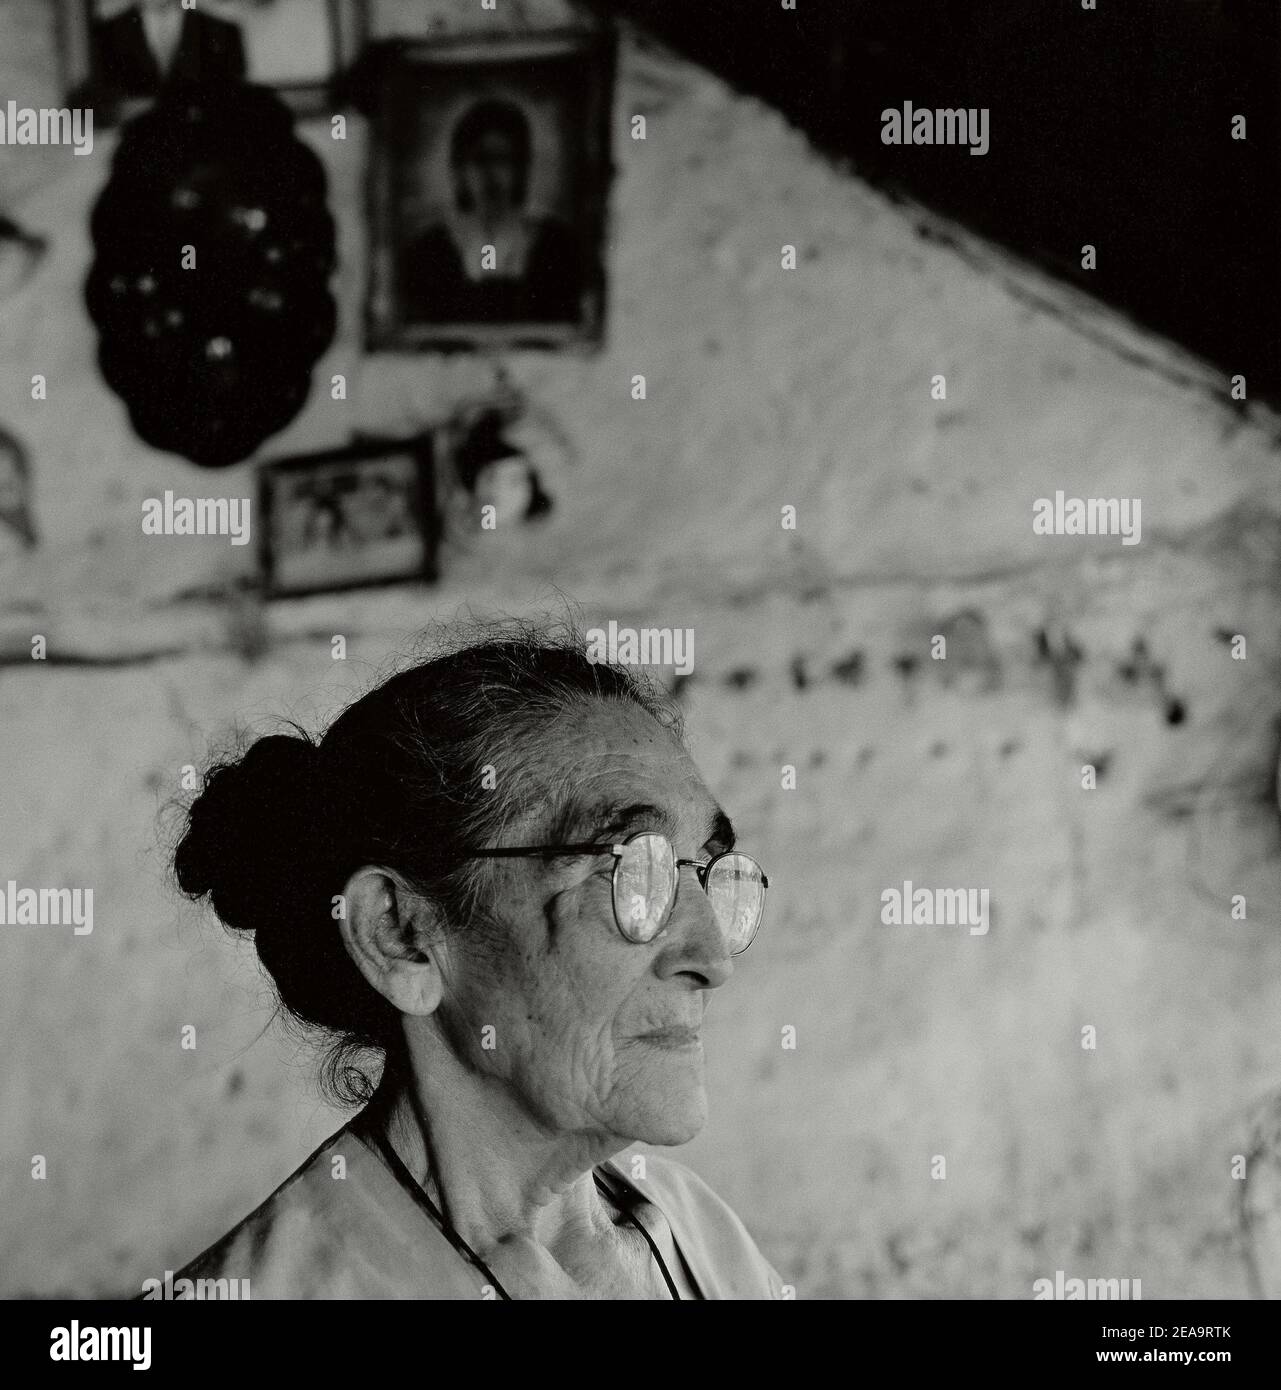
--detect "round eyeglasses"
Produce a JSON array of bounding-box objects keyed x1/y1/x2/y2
[{"x1": 461, "y1": 831, "x2": 769, "y2": 955}]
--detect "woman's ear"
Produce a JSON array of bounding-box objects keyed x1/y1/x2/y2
[{"x1": 336, "y1": 867, "x2": 446, "y2": 1018}]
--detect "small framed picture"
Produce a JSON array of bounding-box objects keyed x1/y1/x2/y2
[
  {"x1": 258, "y1": 436, "x2": 440, "y2": 598},
  {"x1": 58, "y1": 0, "x2": 369, "y2": 120},
  {"x1": 365, "y1": 29, "x2": 615, "y2": 352}
]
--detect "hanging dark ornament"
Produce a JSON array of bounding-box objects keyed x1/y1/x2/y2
[
  {"x1": 452, "y1": 408, "x2": 516, "y2": 493},
  {"x1": 85, "y1": 82, "x2": 337, "y2": 468},
  {"x1": 452, "y1": 405, "x2": 555, "y2": 527}
]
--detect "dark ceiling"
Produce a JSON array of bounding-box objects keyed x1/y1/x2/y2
[{"x1": 591, "y1": 0, "x2": 1281, "y2": 405}]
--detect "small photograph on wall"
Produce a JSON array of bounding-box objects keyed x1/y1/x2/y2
[
  {"x1": 59, "y1": 0, "x2": 368, "y2": 119},
  {"x1": 366, "y1": 30, "x2": 614, "y2": 352},
  {"x1": 258, "y1": 437, "x2": 439, "y2": 598}
]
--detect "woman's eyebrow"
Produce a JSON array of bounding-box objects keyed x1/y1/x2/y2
[
  {"x1": 547, "y1": 800, "x2": 734, "y2": 849},
  {"x1": 704, "y1": 809, "x2": 736, "y2": 854},
  {"x1": 561, "y1": 800, "x2": 674, "y2": 843}
]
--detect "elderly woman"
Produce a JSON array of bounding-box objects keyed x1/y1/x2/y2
[{"x1": 170, "y1": 628, "x2": 782, "y2": 1299}]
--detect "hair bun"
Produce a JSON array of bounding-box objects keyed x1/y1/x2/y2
[{"x1": 174, "y1": 733, "x2": 324, "y2": 936}]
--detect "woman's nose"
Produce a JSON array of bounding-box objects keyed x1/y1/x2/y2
[{"x1": 660, "y1": 868, "x2": 734, "y2": 988}]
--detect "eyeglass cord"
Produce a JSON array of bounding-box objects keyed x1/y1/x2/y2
[{"x1": 369, "y1": 1129, "x2": 681, "y2": 1300}]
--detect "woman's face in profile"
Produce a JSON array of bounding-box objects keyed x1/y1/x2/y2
[
  {"x1": 455, "y1": 130, "x2": 523, "y2": 220},
  {"x1": 440, "y1": 700, "x2": 736, "y2": 1148}
]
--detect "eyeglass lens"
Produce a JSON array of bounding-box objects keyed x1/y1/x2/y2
[
  {"x1": 613, "y1": 832, "x2": 675, "y2": 944},
  {"x1": 613, "y1": 834, "x2": 765, "y2": 952}
]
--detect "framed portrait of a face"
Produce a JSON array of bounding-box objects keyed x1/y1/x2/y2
[
  {"x1": 58, "y1": 0, "x2": 369, "y2": 120},
  {"x1": 365, "y1": 30, "x2": 615, "y2": 352},
  {"x1": 258, "y1": 436, "x2": 440, "y2": 598}
]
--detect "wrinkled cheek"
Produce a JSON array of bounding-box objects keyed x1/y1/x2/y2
[
  {"x1": 512, "y1": 894, "x2": 639, "y2": 1116},
  {"x1": 506, "y1": 1006, "x2": 617, "y2": 1127},
  {"x1": 546, "y1": 1016, "x2": 616, "y2": 1104}
]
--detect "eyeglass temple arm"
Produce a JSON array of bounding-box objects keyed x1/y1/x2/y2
[
  {"x1": 462, "y1": 844, "x2": 614, "y2": 859},
  {"x1": 465, "y1": 846, "x2": 769, "y2": 888}
]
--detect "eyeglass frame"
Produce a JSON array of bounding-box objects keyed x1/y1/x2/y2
[{"x1": 459, "y1": 832, "x2": 770, "y2": 954}]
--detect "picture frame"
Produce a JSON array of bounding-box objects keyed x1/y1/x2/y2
[
  {"x1": 365, "y1": 29, "x2": 615, "y2": 353},
  {"x1": 257, "y1": 435, "x2": 440, "y2": 599},
  {"x1": 57, "y1": 0, "x2": 369, "y2": 121}
]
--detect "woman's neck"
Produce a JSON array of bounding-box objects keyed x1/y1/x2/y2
[{"x1": 369, "y1": 1059, "x2": 624, "y2": 1261}]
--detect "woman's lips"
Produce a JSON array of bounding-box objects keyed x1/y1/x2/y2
[{"x1": 638, "y1": 1026, "x2": 702, "y2": 1049}]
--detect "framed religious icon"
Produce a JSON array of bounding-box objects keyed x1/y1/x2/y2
[
  {"x1": 365, "y1": 29, "x2": 615, "y2": 352},
  {"x1": 57, "y1": 0, "x2": 369, "y2": 120},
  {"x1": 257, "y1": 435, "x2": 440, "y2": 598}
]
